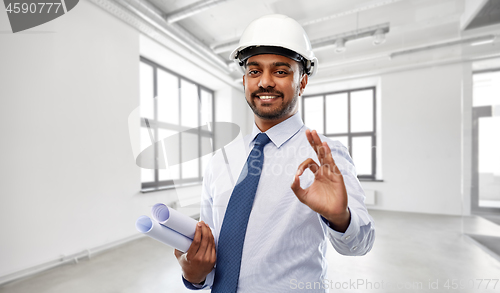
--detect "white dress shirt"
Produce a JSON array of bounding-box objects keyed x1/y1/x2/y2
[{"x1": 184, "y1": 112, "x2": 375, "y2": 292}]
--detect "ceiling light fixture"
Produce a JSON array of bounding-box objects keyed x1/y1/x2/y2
[
  {"x1": 373, "y1": 28, "x2": 386, "y2": 45},
  {"x1": 312, "y1": 23, "x2": 390, "y2": 51},
  {"x1": 212, "y1": 23, "x2": 391, "y2": 55},
  {"x1": 471, "y1": 39, "x2": 494, "y2": 46},
  {"x1": 335, "y1": 38, "x2": 346, "y2": 53}
]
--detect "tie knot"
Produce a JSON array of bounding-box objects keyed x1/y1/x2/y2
[{"x1": 254, "y1": 133, "x2": 271, "y2": 147}]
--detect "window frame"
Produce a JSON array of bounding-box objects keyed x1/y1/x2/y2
[
  {"x1": 139, "y1": 56, "x2": 215, "y2": 192},
  {"x1": 302, "y1": 86, "x2": 377, "y2": 180},
  {"x1": 471, "y1": 69, "x2": 500, "y2": 213}
]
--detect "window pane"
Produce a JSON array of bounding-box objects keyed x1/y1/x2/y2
[
  {"x1": 352, "y1": 136, "x2": 372, "y2": 176},
  {"x1": 181, "y1": 132, "x2": 199, "y2": 179},
  {"x1": 141, "y1": 168, "x2": 155, "y2": 183},
  {"x1": 158, "y1": 128, "x2": 179, "y2": 181},
  {"x1": 181, "y1": 80, "x2": 199, "y2": 128},
  {"x1": 140, "y1": 63, "x2": 154, "y2": 120},
  {"x1": 140, "y1": 127, "x2": 154, "y2": 182},
  {"x1": 304, "y1": 96, "x2": 324, "y2": 133},
  {"x1": 351, "y1": 90, "x2": 374, "y2": 132},
  {"x1": 473, "y1": 71, "x2": 500, "y2": 107},
  {"x1": 201, "y1": 90, "x2": 213, "y2": 125},
  {"x1": 158, "y1": 70, "x2": 179, "y2": 124},
  {"x1": 326, "y1": 93, "x2": 348, "y2": 134},
  {"x1": 478, "y1": 117, "x2": 500, "y2": 207}
]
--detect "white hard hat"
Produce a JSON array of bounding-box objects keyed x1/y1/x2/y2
[{"x1": 230, "y1": 14, "x2": 318, "y2": 77}]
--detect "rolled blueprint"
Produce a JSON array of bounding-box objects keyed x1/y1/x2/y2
[
  {"x1": 151, "y1": 203, "x2": 198, "y2": 240},
  {"x1": 135, "y1": 215, "x2": 192, "y2": 252}
]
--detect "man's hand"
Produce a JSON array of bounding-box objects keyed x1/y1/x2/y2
[
  {"x1": 291, "y1": 129, "x2": 351, "y2": 232},
  {"x1": 174, "y1": 221, "x2": 216, "y2": 284}
]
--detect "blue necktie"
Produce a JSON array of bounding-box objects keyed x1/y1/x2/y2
[{"x1": 212, "y1": 133, "x2": 271, "y2": 293}]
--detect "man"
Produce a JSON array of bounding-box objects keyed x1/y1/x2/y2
[{"x1": 175, "y1": 14, "x2": 375, "y2": 292}]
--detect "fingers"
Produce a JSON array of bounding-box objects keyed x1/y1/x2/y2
[
  {"x1": 290, "y1": 171, "x2": 304, "y2": 196},
  {"x1": 197, "y1": 223, "x2": 211, "y2": 258},
  {"x1": 306, "y1": 129, "x2": 338, "y2": 172},
  {"x1": 176, "y1": 221, "x2": 215, "y2": 284},
  {"x1": 321, "y1": 142, "x2": 337, "y2": 170},
  {"x1": 204, "y1": 224, "x2": 216, "y2": 264},
  {"x1": 210, "y1": 231, "x2": 217, "y2": 263},
  {"x1": 186, "y1": 221, "x2": 216, "y2": 265},
  {"x1": 306, "y1": 129, "x2": 327, "y2": 164},
  {"x1": 291, "y1": 158, "x2": 319, "y2": 200},
  {"x1": 320, "y1": 142, "x2": 343, "y2": 177},
  {"x1": 295, "y1": 156, "x2": 338, "y2": 183},
  {"x1": 305, "y1": 129, "x2": 320, "y2": 156},
  {"x1": 186, "y1": 222, "x2": 203, "y2": 261},
  {"x1": 296, "y1": 158, "x2": 319, "y2": 176},
  {"x1": 290, "y1": 171, "x2": 305, "y2": 199},
  {"x1": 310, "y1": 129, "x2": 323, "y2": 149},
  {"x1": 292, "y1": 159, "x2": 326, "y2": 203}
]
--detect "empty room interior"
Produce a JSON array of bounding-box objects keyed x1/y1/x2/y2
[{"x1": 1, "y1": 0, "x2": 500, "y2": 292}]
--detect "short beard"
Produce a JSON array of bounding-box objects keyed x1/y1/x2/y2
[{"x1": 246, "y1": 86, "x2": 300, "y2": 120}]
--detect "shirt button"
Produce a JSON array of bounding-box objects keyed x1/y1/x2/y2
[
  {"x1": 345, "y1": 235, "x2": 351, "y2": 240},
  {"x1": 352, "y1": 246, "x2": 358, "y2": 251}
]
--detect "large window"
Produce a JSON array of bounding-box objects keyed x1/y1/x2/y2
[
  {"x1": 139, "y1": 57, "x2": 214, "y2": 191},
  {"x1": 472, "y1": 70, "x2": 500, "y2": 212},
  {"x1": 302, "y1": 87, "x2": 377, "y2": 180}
]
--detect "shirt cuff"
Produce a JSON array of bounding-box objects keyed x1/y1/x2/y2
[
  {"x1": 182, "y1": 276, "x2": 205, "y2": 290},
  {"x1": 181, "y1": 270, "x2": 215, "y2": 290},
  {"x1": 320, "y1": 207, "x2": 361, "y2": 242}
]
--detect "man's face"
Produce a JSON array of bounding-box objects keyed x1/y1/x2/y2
[{"x1": 242, "y1": 54, "x2": 308, "y2": 121}]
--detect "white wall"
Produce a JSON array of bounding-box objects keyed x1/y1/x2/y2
[
  {"x1": 0, "y1": 0, "x2": 244, "y2": 280},
  {"x1": 307, "y1": 63, "x2": 469, "y2": 215},
  {"x1": 364, "y1": 63, "x2": 465, "y2": 215}
]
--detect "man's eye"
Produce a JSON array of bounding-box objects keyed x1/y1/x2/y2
[
  {"x1": 276, "y1": 70, "x2": 287, "y2": 75},
  {"x1": 248, "y1": 70, "x2": 259, "y2": 75}
]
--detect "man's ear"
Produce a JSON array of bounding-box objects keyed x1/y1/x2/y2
[
  {"x1": 242, "y1": 75, "x2": 246, "y2": 89},
  {"x1": 299, "y1": 74, "x2": 308, "y2": 96}
]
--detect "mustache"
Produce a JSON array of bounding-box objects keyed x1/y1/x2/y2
[{"x1": 251, "y1": 88, "x2": 284, "y2": 98}]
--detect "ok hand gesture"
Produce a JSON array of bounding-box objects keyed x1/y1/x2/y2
[{"x1": 291, "y1": 129, "x2": 351, "y2": 232}]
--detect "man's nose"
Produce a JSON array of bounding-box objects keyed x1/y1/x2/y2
[{"x1": 258, "y1": 70, "x2": 276, "y2": 88}]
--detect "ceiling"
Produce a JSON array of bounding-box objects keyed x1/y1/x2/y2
[{"x1": 95, "y1": 0, "x2": 500, "y2": 84}]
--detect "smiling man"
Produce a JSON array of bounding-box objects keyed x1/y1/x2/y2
[
  {"x1": 244, "y1": 54, "x2": 305, "y2": 128},
  {"x1": 175, "y1": 14, "x2": 375, "y2": 293}
]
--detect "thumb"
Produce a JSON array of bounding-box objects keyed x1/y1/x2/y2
[{"x1": 291, "y1": 173, "x2": 306, "y2": 201}]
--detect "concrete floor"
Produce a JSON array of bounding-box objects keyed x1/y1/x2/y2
[{"x1": 1, "y1": 210, "x2": 500, "y2": 293}]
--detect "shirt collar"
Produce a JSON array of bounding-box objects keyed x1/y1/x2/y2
[{"x1": 250, "y1": 112, "x2": 304, "y2": 148}]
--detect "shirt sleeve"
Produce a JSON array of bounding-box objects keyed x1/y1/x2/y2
[
  {"x1": 318, "y1": 141, "x2": 375, "y2": 256},
  {"x1": 182, "y1": 271, "x2": 215, "y2": 290},
  {"x1": 181, "y1": 158, "x2": 216, "y2": 290}
]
